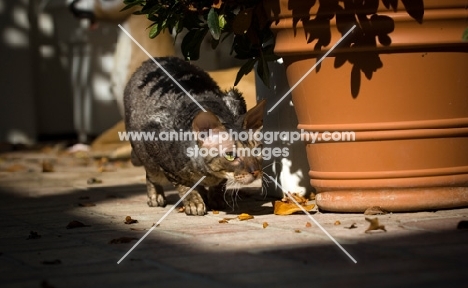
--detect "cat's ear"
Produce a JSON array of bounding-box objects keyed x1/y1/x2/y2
[
  {"x1": 243, "y1": 99, "x2": 266, "y2": 130},
  {"x1": 192, "y1": 111, "x2": 223, "y2": 132},
  {"x1": 192, "y1": 111, "x2": 227, "y2": 149}
]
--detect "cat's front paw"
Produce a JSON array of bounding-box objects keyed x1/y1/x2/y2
[
  {"x1": 147, "y1": 194, "x2": 166, "y2": 207},
  {"x1": 183, "y1": 193, "x2": 207, "y2": 216}
]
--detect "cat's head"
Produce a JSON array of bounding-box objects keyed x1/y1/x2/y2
[{"x1": 191, "y1": 100, "x2": 266, "y2": 185}]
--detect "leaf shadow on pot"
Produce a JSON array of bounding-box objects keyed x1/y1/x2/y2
[{"x1": 285, "y1": 0, "x2": 421, "y2": 98}]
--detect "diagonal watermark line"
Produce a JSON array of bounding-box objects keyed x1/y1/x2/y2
[
  {"x1": 265, "y1": 174, "x2": 357, "y2": 264},
  {"x1": 118, "y1": 24, "x2": 207, "y2": 112},
  {"x1": 117, "y1": 176, "x2": 206, "y2": 264},
  {"x1": 267, "y1": 25, "x2": 356, "y2": 114}
]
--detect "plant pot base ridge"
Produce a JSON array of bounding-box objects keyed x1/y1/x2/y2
[{"x1": 315, "y1": 187, "x2": 468, "y2": 212}]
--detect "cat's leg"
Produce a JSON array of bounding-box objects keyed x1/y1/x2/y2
[
  {"x1": 146, "y1": 170, "x2": 167, "y2": 207},
  {"x1": 176, "y1": 184, "x2": 207, "y2": 216}
]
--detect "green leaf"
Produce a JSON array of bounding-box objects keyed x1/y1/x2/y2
[
  {"x1": 235, "y1": 58, "x2": 257, "y2": 86},
  {"x1": 175, "y1": 20, "x2": 184, "y2": 34},
  {"x1": 462, "y1": 27, "x2": 468, "y2": 42},
  {"x1": 181, "y1": 29, "x2": 208, "y2": 61},
  {"x1": 149, "y1": 24, "x2": 161, "y2": 39},
  {"x1": 207, "y1": 8, "x2": 221, "y2": 40},
  {"x1": 256, "y1": 55, "x2": 271, "y2": 88},
  {"x1": 401, "y1": 0, "x2": 424, "y2": 24},
  {"x1": 121, "y1": 0, "x2": 145, "y2": 12},
  {"x1": 233, "y1": 8, "x2": 254, "y2": 35},
  {"x1": 262, "y1": 44, "x2": 280, "y2": 61},
  {"x1": 218, "y1": 15, "x2": 227, "y2": 30}
]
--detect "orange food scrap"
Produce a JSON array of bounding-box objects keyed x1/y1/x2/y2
[
  {"x1": 334, "y1": 220, "x2": 341, "y2": 225},
  {"x1": 294, "y1": 229, "x2": 301, "y2": 233},
  {"x1": 212, "y1": 210, "x2": 219, "y2": 214},
  {"x1": 237, "y1": 213, "x2": 254, "y2": 221},
  {"x1": 262, "y1": 222, "x2": 269, "y2": 229},
  {"x1": 219, "y1": 219, "x2": 229, "y2": 224},
  {"x1": 274, "y1": 193, "x2": 315, "y2": 215},
  {"x1": 305, "y1": 222, "x2": 312, "y2": 228}
]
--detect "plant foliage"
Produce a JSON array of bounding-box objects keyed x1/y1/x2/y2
[
  {"x1": 123, "y1": 0, "x2": 425, "y2": 90},
  {"x1": 122, "y1": 0, "x2": 279, "y2": 87}
]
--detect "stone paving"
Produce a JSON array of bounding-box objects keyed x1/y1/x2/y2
[{"x1": 0, "y1": 150, "x2": 467, "y2": 287}]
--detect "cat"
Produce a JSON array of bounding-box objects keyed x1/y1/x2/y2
[{"x1": 124, "y1": 57, "x2": 265, "y2": 215}]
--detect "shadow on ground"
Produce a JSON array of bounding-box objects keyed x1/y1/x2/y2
[{"x1": 0, "y1": 174, "x2": 467, "y2": 287}]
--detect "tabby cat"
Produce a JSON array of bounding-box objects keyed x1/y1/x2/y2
[{"x1": 124, "y1": 57, "x2": 265, "y2": 215}]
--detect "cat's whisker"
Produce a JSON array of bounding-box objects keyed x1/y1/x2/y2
[
  {"x1": 231, "y1": 183, "x2": 243, "y2": 210},
  {"x1": 223, "y1": 181, "x2": 235, "y2": 211},
  {"x1": 231, "y1": 188, "x2": 237, "y2": 210},
  {"x1": 260, "y1": 176, "x2": 270, "y2": 199},
  {"x1": 258, "y1": 173, "x2": 277, "y2": 199},
  {"x1": 235, "y1": 189, "x2": 243, "y2": 201}
]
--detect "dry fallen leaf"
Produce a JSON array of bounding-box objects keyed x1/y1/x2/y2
[
  {"x1": 218, "y1": 217, "x2": 236, "y2": 223},
  {"x1": 66, "y1": 220, "x2": 90, "y2": 229},
  {"x1": 262, "y1": 222, "x2": 269, "y2": 229},
  {"x1": 305, "y1": 222, "x2": 312, "y2": 228},
  {"x1": 42, "y1": 160, "x2": 54, "y2": 172},
  {"x1": 237, "y1": 213, "x2": 254, "y2": 221},
  {"x1": 97, "y1": 157, "x2": 114, "y2": 172},
  {"x1": 283, "y1": 193, "x2": 308, "y2": 205},
  {"x1": 87, "y1": 177, "x2": 102, "y2": 185},
  {"x1": 294, "y1": 229, "x2": 301, "y2": 233},
  {"x1": 109, "y1": 237, "x2": 138, "y2": 244},
  {"x1": 78, "y1": 202, "x2": 96, "y2": 207},
  {"x1": 274, "y1": 201, "x2": 315, "y2": 215},
  {"x1": 345, "y1": 223, "x2": 358, "y2": 229},
  {"x1": 364, "y1": 206, "x2": 388, "y2": 215},
  {"x1": 334, "y1": 220, "x2": 341, "y2": 225},
  {"x1": 130, "y1": 228, "x2": 146, "y2": 231},
  {"x1": 26, "y1": 231, "x2": 41, "y2": 240},
  {"x1": 124, "y1": 216, "x2": 138, "y2": 224},
  {"x1": 365, "y1": 217, "x2": 387, "y2": 233}
]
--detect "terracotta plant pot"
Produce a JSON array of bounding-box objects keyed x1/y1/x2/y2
[{"x1": 266, "y1": 0, "x2": 468, "y2": 212}]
